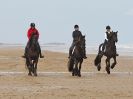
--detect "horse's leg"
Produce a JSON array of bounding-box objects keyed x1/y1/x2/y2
[
  {"x1": 28, "y1": 68, "x2": 32, "y2": 76},
  {"x1": 106, "y1": 57, "x2": 110, "y2": 74},
  {"x1": 72, "y1": 69, "x2": 74, "y2": 76},
  {"x1": 28, "y1": 63, "x2": 32, "y2": 76},
  {"x1": 78, "y1": 60, "x2": 83, "y2": 77},
  {"x1": 76, "y1": 62, "x2": 79, "y2": 76},
  {"x1": 111, "y1": 56, "x2": 117, "y2": 69},
  {"x1": 26, "y1": 58, "x2": 32, "y2": 76},
  {"x1": 72, "y1": 60, "x2": 76, "y2": 76},
  {"x1": 97, "y1": 63, "x2": 101, "y2": 71},
  {"x1": 32, "y1": 61, "x2": 36, "y2": 76},
  {"x1": 74, "y1": 60, "x2": 78, "y2": 76},
  {"x1": 72, "y1": 60, "x2": 75, "y2": 76},
  {"x1": 31, "y1": 61, "x2": 34, "y2": 74},
  {"x1": 34, "y1": 59, "x2": 38, "y2": 76}
]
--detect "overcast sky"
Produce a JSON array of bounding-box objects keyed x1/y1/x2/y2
[{"x1": 0, "y1": 0, "x2": 133, "y2": 45}]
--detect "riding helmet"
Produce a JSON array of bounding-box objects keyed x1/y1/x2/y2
[
  {"x1": 30, "y1": 23, "x2": 35, "y2": 27},
  {"x1": 74, "y1": 25, "x2": 79, "y2": 29},
  {"x1": 106, "y1": 25, "x2": 111, "y2": 29}
]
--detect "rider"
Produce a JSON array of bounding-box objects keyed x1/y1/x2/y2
[
  {"x1": 102, "y1": 25, "x2": 118, "y2": 56},
  {"x1": 69, "y1": 25, "x2": 87, "y2": 59},
  {"x1": 22, "y1": 23, "x2": 44, "y2": 58}
]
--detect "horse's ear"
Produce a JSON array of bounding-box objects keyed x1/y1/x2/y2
[{"x1": 116, "y1": 31, "x2": 118, "y2": 33}]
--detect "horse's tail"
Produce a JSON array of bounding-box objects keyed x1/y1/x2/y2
[
  {"x1": 67, "y1": 58, "x2": 74, "y2": 72},
  {"x1": 94, "y1": 44, "x2": 104, "y2": 66}
]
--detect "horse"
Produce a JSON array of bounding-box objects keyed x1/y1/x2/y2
[
  {"x1": 25, "y1": 34, "x2": 40, "y2": 76},
  {"x1": 94, "y1": 31, "x2": 118, "y2": 74},
  {"x1": 68, "y1": 35, "x2": 86, "y2": 77}
]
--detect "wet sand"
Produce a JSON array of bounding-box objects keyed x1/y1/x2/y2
[{"x1": 0, "y1": 47, "x2": 133, "y2": 99}]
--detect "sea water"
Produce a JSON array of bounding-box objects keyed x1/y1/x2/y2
[
  {"x1": 41, "y1": 43, "x2": 133, "y2": 56},
  {"x1": 0, "y1": 43, "x2": 133, "y2": 56}
]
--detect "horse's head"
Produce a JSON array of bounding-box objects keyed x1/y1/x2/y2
[
  {"x1": 80, "y1": 35, "x2": 86, "y2": 47},
  {"x1": 29, "y1": 33, "x2": 38, "y2": 47},
  {"x1": 75, "y1": 35, "x2": 86, "y2": 50},
  {"x1": 74, "y1": 35, "x2": 86, "y2": 58},
  {"x1": 112, "y1": 31, "x2": 118, "y2": 43}
]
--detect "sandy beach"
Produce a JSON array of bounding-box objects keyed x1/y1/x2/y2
[{"x1": 0, "y1": 47, "x2": 133, "y2": 99}]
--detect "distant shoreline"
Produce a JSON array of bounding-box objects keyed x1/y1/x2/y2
[{"x1": 0, "y1": 43, "x2": 133, "y2": 57}]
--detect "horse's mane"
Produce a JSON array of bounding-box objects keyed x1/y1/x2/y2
[
  {"x1": 29, "y1": 34, "x2": 34, "y2": 48},
  {"x1": 73, "y1": 35, "x2": 86, "y2": 58},
  {"x1": 29, "y1": 34, "x2": 38, "y2": 48}
]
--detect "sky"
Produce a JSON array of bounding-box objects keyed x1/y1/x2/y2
[{"x1": 0, "y1": 0, "x2": 133, "y2": 45}]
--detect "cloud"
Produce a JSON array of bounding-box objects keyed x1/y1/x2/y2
[{"x1": 125, "y1": 9, "x2": 133, "y2": 16}]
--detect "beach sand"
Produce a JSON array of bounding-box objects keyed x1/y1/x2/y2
[{"x1": 0, "y1": 47, "x2": 133, "y2": 99}]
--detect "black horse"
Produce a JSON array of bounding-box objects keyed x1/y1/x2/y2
[
  {"x1": 25, "y1": 34, "x2": 40, "y2": 76},
  {"x1": 68, "y1": 35, "x2": 86, "y2": 77},
  {"x1": 94, "y1": 31, "x2": 118, "y2": 74}
]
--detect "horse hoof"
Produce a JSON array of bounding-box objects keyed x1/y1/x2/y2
[
  {"x1": 75, "y1": 73, "x2": 78, "y2": 76},
  {"x1": 28, "y1": 73, "x2": 32, "y2": 76},
  {"x1": 34, "y1": 74, "x2": 37, "y2": 77},
  {"x1": 107, "y1": 71, "x2": 110, "y2": 74},
  {"x1": 72, "y1": 72, "x2": 74, "y2": 76},
  {"x1": 97, "y1": 66, "x2": 101, "y2": 71},
  {"x1": 106, "y1": 67, "x2": 110, "y2": 74},
  {"x1": 34, "y1": 72, "x2": 37, "y2": 76},
  {"x1": 78, "y1": 74, "x2": 81, "y2": 77},
  {"x1": 106, "y1": 70, "x2": 110, "y2": 74},
  {"x1": 111, "y1": 66, "x2": 114, "y2": 69}
]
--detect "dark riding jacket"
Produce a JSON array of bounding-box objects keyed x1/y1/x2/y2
[
  {"x1": 72, "y1": 30, "x2": 82, "y2": 42},
  {"x1": 105, "y1": 32, "x2": 113, "y2": 41},
  {"x1": 105, "y1": 31, "x2": 116, "y2": 48}
]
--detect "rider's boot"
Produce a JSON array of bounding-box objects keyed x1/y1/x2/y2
[
  {"x1": 116, "y1": 52, "x2": 119, "y2": 56},
  {"x1": 68, "y1": 42, "x2": 75, "y2": 58},
  {"x1": 115, "y1": 46, "x2": 119, "y2": 56},
  {"x1": 83, "y1": 52, "x2": 87, "y2": 59},
  {"x1": 39, "y1": 47, "x2": 44, "y2": 58},
  {"x1": 37, "y1": 42, "x2": 44, "y2": 58},
  {"x1": 68, "y1": 52, "x2": 72, "y2": 59},
  {"x1": 22, "y1": 54, "x2": 26, "y2": 58},
  {"x1": 68, "y1": 49, "x2": 73, "y2": 58},
  {"x1": 39, "y1": 49, "x2": 44, "y2": 58},
  {"x1": 22, "y1": 47, "x2": 27, "y2": 58},
  {"x1": 22, "y1": 42, "x2": 30, "y2": 58},
  {"x1": 40, "y1": 53, "x2": 44, "y2": 58},
  {"x1": 83, "y1": 47, "x2": 87, "y2": 59},
  {"x1": 83, "y1": 55, "x2": 87, "y2": 59}
]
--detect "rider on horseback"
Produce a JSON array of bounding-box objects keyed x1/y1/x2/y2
[
  {"x1": 102, "y1": 25, "x2": 119, "y2": 56},
  {"x1": 69, "y1": 25, "x2": 87, "y2": 59},
  {"x1": 22, "y1": 23, "x2": 44, "y2": 58}
]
